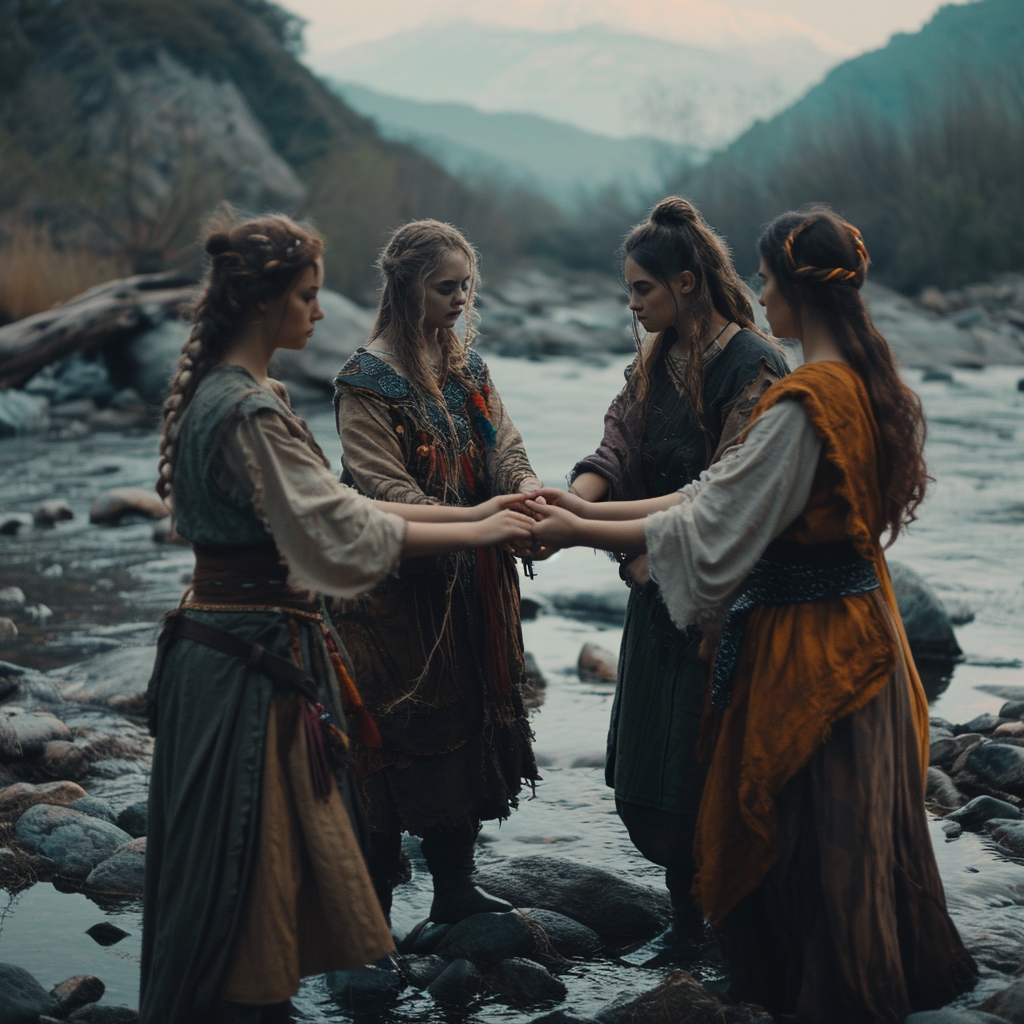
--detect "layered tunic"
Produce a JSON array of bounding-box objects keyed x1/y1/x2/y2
[
  {"x1": 141, "y1": 365, "x2": 400, "y2": 1022},
  {"x1": 331, "y1": 348, "x2": 538, "y2": 834},
  {"x1": 572, "y1": 329, "x2": 789, "y2": 815},
  {"x1": 645, "y1": 361, "x2": 976, "y2": 1020}
]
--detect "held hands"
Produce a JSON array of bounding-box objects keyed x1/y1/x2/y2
[
  {"x1": 524, "y1": 498, "x2": 581, "y2": 549},
  {"x1": 471, "y1": 508, "x2": 535, "y2": 546},
  {"x1": 469, "y1": 493, "x2": 533, "y2": 520},
  {"x1": 529, "y1": 487, "x2": 593, "y2": 518}
]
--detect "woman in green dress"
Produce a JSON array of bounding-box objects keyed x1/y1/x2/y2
[
  {"x1": 141, "y1": 211, "x2": 532, "y2": 1024},
  {"x1": 569, "y1": 197, "x2": 789, "y2": 960}
]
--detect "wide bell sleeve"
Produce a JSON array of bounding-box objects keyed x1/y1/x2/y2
[
  {"x1": 645, "y1": 400, "x2": 822, "y2": 630},
  {"x1": 223, "y1": 409, "x2": 407, "y2": 598},
  {"x1": 484, "y1": 375, "x2": 540, "y2": 494}
]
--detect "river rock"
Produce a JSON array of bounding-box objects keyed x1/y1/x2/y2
[
  {"x1": 85, "y1": 837, "x2": 146, "y2": 896},
  {"x1": 0, "y1": 619, "x2": 17, "y2": 642},
  {"x1": 906, "y1": 1012, "x2": 1014, "y2": 1023},
  {"x1": 90, "y1": 488, "x2": 169, "y2": 526},
  {"x1": 399, "y1": 920, "x2": 452, "y2": 954},
  {"x1": 982, "y1": 977, "x2": 1024, "y2": 1022},
  {"x1": 494, "y1": 958, "x2": 567, "y2": 1007},
  {"x1": 0, "y1": 665, "x2": 64, "y2": 707},
  {"x1": 0, "y1": 515, "x2": 32, "y2": 536},
  {"x1": 999, "y1": 702, "x2": 1024, "y2": 721},
  {"x1": 0, "y1": 962, "x2": 58, "y2": 1022},
  {"x1": 523, "y1": 908, "x2": 602, "y2": 957},
  {"x1": 0, "y1": 716, "x2": 22, "y2": 760},
  {"x1": 925, "y1": 767, "x2": 964, "y2": 811},
  {"x1": 995, "y1": 722, "x2": 1024, "y2": 738},
  {"x1": 946, "y1": 795, "x2": 1022, "y2": 831},
  {"x1": 595, "y1": 971, "x2": 727, "y2": 1024},
  {"x1": 426, "y1": 958, "x2": 483, "y2": 1004},
  {"x1": 0, "y1": 389, "x2": 49, "y2": 437},
  {"x1": 86, "y1": 922, "x2": 130, "y2": 946},
  {"x1": 986, "y1": 820, "x2": 1024, "y2": 856},
  {"x1": 531, "y1": 1014, "x2": 601, "y2": 1024},
  {"x1": 888, "y1": 561, "x2": 961, "y2": 661},
  {"x1": 474, "y1": 856, "x2": 670, "y2": 945},
  {"x1": 15, "y1": 804, "x2": 133, "y2": 880},
  {"x1": 551, "y1": 592, "x2": 628, "y2": 627},
  {"x1": 435, "y1": 911, "x2": 536, "y2": 968},
  {"x1": 120, "y1": 319, "x2": 190, "y2": 405},
  {"x1": 116, "y1": 801, "x2": 148, "y2": 838},
  {"x1": 64, "y1": 1007, "x2": 139, "y2": 1023},
  {"x1": 326, "y1": 963, "x2": 406, "y2": 1011},
  {"x1": 0, "y1": 588, "x2": 26, "y2": 614},
  {"x1": 4, "y1": 711, "x2": 72, "y2": 756},
  {"x1": 70, "y1": 797, "x2": 117, "y2": 824},
  {"x1": 33, "y1": 499, "x2": 73, "y2": 526},
  {"x1": 55, "y1": 647, "x2": 156, "y2": 708},
  {"x1": 38, "y1": 740, "x2": 90, "y2": 781},
  {"x1": 960, "y1": 743, "x2": 1024, "y2": 799},
  {"x1": 956, "y1": 714, "x2": 1005, "y2": 735},
  {"x1": 400, "y1": 954, "x2": 448, "y2": 989},
  {"x1": 0, "y1": 781, "x2": 88, "y2": 817},
  {"x1": 50, "y1": 975, "x2": 105, "y2": 1016},
  {"x1": 577, "y1": 643, "x2": 618, "y2": 683}
]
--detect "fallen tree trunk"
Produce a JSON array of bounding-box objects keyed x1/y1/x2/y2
[{"x1": 0, "y1": 273, "x2": 198, "y2": 390}]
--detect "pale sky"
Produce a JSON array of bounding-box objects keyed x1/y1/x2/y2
[{"x1": 284, "y1": 0, "x2": 973, "y2": 58}]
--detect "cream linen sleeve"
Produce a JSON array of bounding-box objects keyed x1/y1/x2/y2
[
  {"x1": 645, "y1": 400, "x2": 823, "y2": 630},
  {"x1": 225, "y1": 410, "x2": 407, "y2": 598}
]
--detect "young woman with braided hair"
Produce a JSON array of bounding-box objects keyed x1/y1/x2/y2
[
  {"x1": 526, "y1": 205, "x2": 977, "y2": 1019},
  {"x1": 331, "y1": 219, "x2": 542, "y2": 926},
  {"x1": 141, "y1": 210, "x2": 533, "y2": 1024},
  {"x1": 568, "y1": 196, "x2": 789, "y2": 963}
]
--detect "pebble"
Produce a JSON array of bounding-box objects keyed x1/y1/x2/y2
[
  {"x1": 86, "y1": 922, "x2": 130, "y2": 946},
  {"x1": 577, "y1": 643, "x2": 617, "y2": 683},
  {"x1": 435, "y1": 911, "x2": 536, "y2": 968},
  {"x1": 33, "y1": 500, "x2": 73, "y2": 527},
  {"x1": 90, "y1": 487, "x2": 169, "y2": 526},
  {"x1": 946, "y1": 795, "x2": 1022, "y2": 831},
  {"x1": 15, "y1": 804, "x2": 133, "y2": 881},
  {"x1": 494, "y1": 957, "x2": 567, "y2": 1007},
  {"x1": 0, "y1": 781, "x2": 89, "y2": 817},
  {"x1": 426, "y1": 958, "x2": 483, "y2": 1004},
  {"x1": 50, "y1": 975, "x2": 105, "y2": 1016}
]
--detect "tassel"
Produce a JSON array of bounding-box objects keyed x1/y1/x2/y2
[
  {"x1": 304, "y1": 702, "x2": 334, "y2": 801},
  {"x1": 319, "y1": 623, "x2": 383, "y2": 748},
  {"x1": 470, "y1": 392, "x2": 497, "y2": 447},
  {"x1": 475, "y1": 546, "x2": 513, "y2": 696}
]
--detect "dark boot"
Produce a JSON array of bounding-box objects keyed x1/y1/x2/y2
[
  {"x1": 622, "y1": 872, "x2": 715, "y2": 967},
  {"x1": 422, "y1": 821, "x2": 513, "y2": 924}
]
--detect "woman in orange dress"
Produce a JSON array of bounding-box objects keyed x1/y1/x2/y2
[{"x1": 525, "y1": 206, "x2": 977, "y2": 1020}]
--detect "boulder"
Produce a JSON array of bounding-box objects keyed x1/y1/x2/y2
[
  {"x1": 0, "y1": 962, "x2": 58, "y2": 1022},
  {"x1": 577, "y1": 643, "x2": 618, "y2": 683},
  {"x1": 925, "y1": 767, "x2": 964, "y2": 811},
  {"x1": 55, "y1": 647, "x2": 156, "y2": 708},
  {"x1": 435, "y1": 911, "x2": 536, "y2": 968},
  {"x1": 595, "y1": 971, "x2": 727, "y2": 1024},
  {"x1": 50, "y1": 976, "x2": 105, "y2": 1016},
  {"x1": 399, "y1": 919, "x2": 451, "y2": 955},
  {"x1": 986, "y1": 820, "x2": 1024, "y2": 857},
  {"x1": 474, "y1": 856, "x2": 670, "y2": 945},
  {"x1": 0, "y1": 665, "x2": 65, "y2": 707},
  {"x1": 86, "y1": 922, "x2": 130, "y2": 946},
  {"x1": 38, "y1": 740, "x2": 90, "y2": 781},
  {"x1": 955, "y1": 714, "x2": 1005, "y2": 735},
  {"x1": 85, "y1": 837, "x2": 146, "y2": 895},
  {"x1": 15, "y1": 804, "x2": 133, "y2": 880},
  {"x1": 69, "y1": 797, "x2": 117, "y2": 825},
  {"x1": 551, "y1": 592, "x2": 627, "y2": 627},
  {"x1": 65, "y1": 1008, "x2": 139, "y2": 1023},
  {"x1": 90, "y1": 488, "x2": 169, "y2": 526},
  {"x1": 946, "y1": 795, "x2": 1022, "y2": 831},
  {"x1": 888, "y1": 561, "x2": 961, "y2": 661},
  {"x1": 523, "y1": 908, "x2": 602, "y2": 958},
  {"x1": 399, "y1": 954, "x2": 448, "y2": 989},
  {"x1": 960, "y1": 743, "x2": 1024, "y2": 799},
  {"x1": 325, "y1": 962, "x2": 406, "y2": 1012},
  {"x1": 0, "y1": 781, "x2": 88, "y2": 817},
  {"x1": 981, "y1": 977, "x2": 1024, "y2": 1021},
  {"x1": 4, "y1": 711, "x2": 72, "y2": 755},
  {"x1": 33, "y1": 500, "x2": 74, "y2": 527},
  {"x1": 0, "y1": 716, "x2": 22, "y2": 760},
  {"x1": 426, "y1": 958, "x2": 483, "y2": 1005},
  {"x1": 494, "y1": 958, "x2": 567, "y2": 1007},
  {"x1": 116, "y1": 801, "x2": 148, "y2": 838},
  {"x1": 999, "y1": 701, "x2": 1024, "y2": 721}
]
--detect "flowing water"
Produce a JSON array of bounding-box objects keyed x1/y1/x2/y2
[{"x1": 1, "y1": 357, "x2": 1024, "y2": 1015}]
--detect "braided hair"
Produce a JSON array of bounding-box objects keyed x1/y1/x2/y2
[
  {"x1": 623, "y1": 197, "x2": 762, "y2": 420},
  {"x1": 156, "y1": 207, "x2": 324, "y2": 503},
  {"x1": 370, "y1": 219, "x2": 479, "y2": 401},
  {"x1": 758, "y1": 204, "x2": 928, "y2": 544}
]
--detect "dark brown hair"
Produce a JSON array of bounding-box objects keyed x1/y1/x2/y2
[
  {"x1": 370, "y1": 219, "x2": 478, "y2": 400},
  {"x1": 758, "y1": 204, "x2": 928, "y2": 544},
  {"x1": 623, "y1": 196, "x2": 760, "y2": 417},
  {"x1": 156, "y1": 206, "x2": 324, "y2": 501}
]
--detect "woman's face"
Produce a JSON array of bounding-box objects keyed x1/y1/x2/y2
[
  {"x1": 422, "y1": 250, "x2": 472, "y2": 334},
  {"x1": 624, "y1": 256, "x2": 693, "y2": 335},
  {"x1": 265, "y1": 258, "x2": 325, "y2": 351},
  {"x1": 757, "y1": 257, "x2": 799, "y2": 340}
]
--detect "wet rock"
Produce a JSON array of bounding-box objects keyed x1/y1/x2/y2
[
  {"x1": 986, "y1": 820, "x2": 1024, "y2": 857},
  {"x1": 56, "y1": 647, "x2": 156, "y2": 708},
  {"x1": 70, "y1": 797, "x2": 117, "y2": 824},
  {"x1": 400, "y1": 954, "x2": 448, "y2": 989},
  {"x1": 399, "y1": 919, "x2": 452, "y2": 954},
  {"x1": 0, "y1": 515, "x2": 32, "y2": 536},
  {"x1": 5, "y1": 711, "x2": 73, "y2": 756},
  {"x1": 24, "y1": 604, "x2": 53, "y2": 625},
  {"x1": 151, "y1": 518, "x2": 187, "y2": 545},
  {"x1": 33, "y1": 499, "x2": 74, "y2": 526},
  {"x1": 595, "y1": 971, "x2": 727, "y2": 1024},
  {"x1": 0, "y1": 962, "x2": 58, "y2": 1021},
  {"x1": 85, "y1": 837, "x2": 146, "y2": 896},
  {"x1": 475, "y1": 856, "x2": 671, "y2": 945},
  {"x1": 995, "y1": 722, "x2": 1024, "y2": 738},
  {"x1": 960, "y1": 743, "x2": 1024, "y2": 799},
  {"x1": 906, "y1": 1012, "x2": 1013, "y2": 1023},
  {"x1": 50, "y1": 975, "x2": 105, "y2": 1016},
  {"x1": 0, "y1": 780, "x2": 88, "y2": 816},
  {"x1": 326, "y1": 962, "x2": 406, "y2": 1011},
  {"x1": 15, "y1": 804, "x2": 133, "y2": 880},
  {"x1": 89, "y1": 758, "x2": 145, "y2": 779},
  {"x1": 530, "y1": 1014, "x2": 601, "y2": 1024},
  {"x1": 494, "y1": 957, "x2": 567, "y2": 1007},
  {"x1": 0, "y1": 588, "x2": 26, "y2": 614},
  {"x1": 1000, "y1": 701, "x2": 1024, "y2": 721},
  {"x1": 931, "y1": 732, "x2": 983, "y2": 772},
  {"x1": 982, "y1": 977, "x2": 1024, "y2": 1021},
  {"x1": 524, "y1": 908, "x2": 602, "y2": 958},
  {"x1": 435, "y1": 911, "x2": 536, "y2": 968},
  {"x1": 570, "y1": 755, "x2": 605, "y2": 769},
  {"x1": 888, "y1": 561, "x2": 961, "y2": 661},
  {"x1": 955, "y1": 714, "x2": 1005, "y2": 735},
  {"x1": 0, "y1": 716, "x2": 22, "y2": 760},
  {"x1": 522, "y1": 652, "x2": 547, "y2": 710},
  {"x1": 926, "y1": 767, "x2": 964, "y2": 810},
  {"x1": 0, "y1": 619, "x2": 19, "y2": 642},
  {"x1": 577, "y1": 643, "x2": 618, "y2": 683},
  {"x1": 90, "y1": 487, "x2": 169, "y2": 526},
  {"x1": 551, "y1": 591, "x2": 627, "y2": 627},
  {"x1": 0, "y1": 666, "x2": 64, "y2": 707},
  {"x1": 941, "y1": 820, "x2": 963, "y2": 839},
  {"x1": 0, "y1": 388, "x2": 49, "y2": 437},
  {"x1": 38, "y1": 740, "x2": 90, "y2": 781},
  {"x1": 116, "y1": 800, "x2": 148, "y2": 838},
  {"x1": 86, "y1": 922, "x2": 130, "y2": 946},
  {"x1": 426, "y1": 958, "x2": 483, "y2": 1004},
  {"x1": 946, "y1": 795, "x2": 1022, "y2": 831},
  {"x1": 65, "y1": 1007, "x2": 139, "y2": 1023}
]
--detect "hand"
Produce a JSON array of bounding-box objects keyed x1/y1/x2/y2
[
  {"x1": 526, "y1": 500, "x2": 581, "y2": 549},
  {"x1": 472, "y1": 509, "x2": 534, "y2": 546},
  {"x1": 472, "y1": 493, "x2": 531, "y2": 520},
  {"x1": 531, "y1": 487, "x2": 590, "y2": 518}
]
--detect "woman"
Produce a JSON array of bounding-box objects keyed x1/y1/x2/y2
[
  {"x1": 569, "y1": 197, "x2": 788, "y2": 958},
  {"x1": 331, "y1": 220, "x2": 541, "y2": 925},
  {"x1": 526, "y1": 206, "x2": 977, "y2": 1019},
  {"x1": 142, "y1": 211, "x2": 532, "y2": 1024}
]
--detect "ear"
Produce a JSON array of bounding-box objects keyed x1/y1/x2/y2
[{"x1": 676, "y1": 271, "x2": 696, "y2": 295}]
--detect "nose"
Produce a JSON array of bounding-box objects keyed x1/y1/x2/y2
[
  {"x1": 628, "y1": 295, "x2": 642, "y2": 312},
  {"x1": 313, "y1": 301, "x2": 325, "y2": 321},
  {"x1": 757, "y1": 292, "x2": 766, "y2": 308}
]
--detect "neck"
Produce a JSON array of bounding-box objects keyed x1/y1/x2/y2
[
  {"x1": 669, "y1": 309, "x2": 733, "y2": 354},
  {"x1": 797, "y1": 307, "x2": 848, "y2": 365},
  {"x1": 220, "y1": 322, "x2": 274, "y2": 383}
]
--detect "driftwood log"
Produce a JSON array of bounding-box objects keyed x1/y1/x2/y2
[{"x1": 0, "y1": 273, "x2": 198, "y2": 390}]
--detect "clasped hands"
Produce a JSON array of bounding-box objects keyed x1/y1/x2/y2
[{"x1": 467, "y1": 487, "x2": 591, "y2": 556}]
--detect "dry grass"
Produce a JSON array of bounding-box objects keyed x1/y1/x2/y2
[{"x1": 0, "y1": 221, "x2": 124, "y2": 324}]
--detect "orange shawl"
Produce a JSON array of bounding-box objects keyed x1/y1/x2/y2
[{"x1": 693, "y1": 361, "x2": 930, "y2": 927}]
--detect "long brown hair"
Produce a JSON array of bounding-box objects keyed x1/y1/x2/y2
[
  {"x1": 623, "y1": 196, "x2": 760, "y2": 419},
  {"x1": 758, "y1": 204, "x2": 928, "y2": 544},
  {"x1": 370, "y1": 219, "x2": 479, "y2": 400},
  {"x1": 156, "y1": 206, "x2": 324, "y2": 502}
]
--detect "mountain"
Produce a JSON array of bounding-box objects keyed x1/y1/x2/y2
[
  {"x1": 308, "y1": 22, "x2": 838, "y2": 152},
  {"x1": 331, "y1": 82, "x2": 693, "y2": 211}
]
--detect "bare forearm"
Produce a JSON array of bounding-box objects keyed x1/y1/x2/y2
[
  {"x1": 401, "y1": 520, "x2": 478, "y2": 556},
  {"x1": 586, "y1": 492, "x2": 681, "y2": 521},
  {"x1": 575, "y1": 518, "x2": 649, "y2": 555},
  {"x1": 373, "y1": 499, "x2": 473, "y2": 523},
  {"x1": 569, "y1": 472, "x2": 609, "y2": 501}
]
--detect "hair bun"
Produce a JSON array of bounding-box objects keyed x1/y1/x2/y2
[
  {"x1": 205, "y1": 232, "x2": 232, "y2": 256},
  {"x1": 650, "y1": 197, "x2": 696, "y2": 228}
]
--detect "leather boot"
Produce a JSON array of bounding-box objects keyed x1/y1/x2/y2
[{"x1": 422, "y1": 821, "x2": 513, "y2": 924}]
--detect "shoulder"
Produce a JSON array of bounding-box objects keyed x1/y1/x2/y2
[
  {"x1": 191, "y1": 365, "x2": 290, "y2": 422},
  {"x1": 753, "y1": 362, "x2": 873, "y2": 438},
  {"x1": 720, "y1": 329, "x2": 789, "y2": 377},
  {"x1": 334, "y1": 347, "x2": 413, "y2": 402}
]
